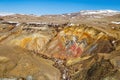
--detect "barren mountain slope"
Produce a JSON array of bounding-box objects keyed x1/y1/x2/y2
[{"x1": 0, "y1": 10, "x2": 120, "y2": 80}]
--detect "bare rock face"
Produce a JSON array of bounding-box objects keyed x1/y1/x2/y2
[
  {"x1": 43, "y1": 25, "x2": 115, "y2": 60},
  {"x1": 0, "y1": 23, "x2": 56, "y2": 52},
  {"x1": 0, "y1": 23, "x2": 115, "y2": 59}
]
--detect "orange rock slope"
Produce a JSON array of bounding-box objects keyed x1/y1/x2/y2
[{"x1": 43, "y1": 25, "x2": 114, "y2": 59}]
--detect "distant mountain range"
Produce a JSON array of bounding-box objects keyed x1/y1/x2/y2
[
  {"x1": 0, "y1": 10, "x2": 120, "y2": 27},
  {"x1": 79, "y1": 10, "x2": 120, "y2": 15},
  {"x1": 0, "y1": 12, "x2": 14, "y2": 16},
  {"x1": 0, "y1": 10, "x2": 120, "y2": 16}
]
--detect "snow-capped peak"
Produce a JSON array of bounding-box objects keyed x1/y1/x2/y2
[
  {"x1": 80, "y1": 10, "x2": 120, "y2": 16},
  {"x1": 0, "y1": 12, "x2": 14, "y2": 16}
]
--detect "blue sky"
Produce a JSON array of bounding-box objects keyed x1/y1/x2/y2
[{"x1": 0, "y1": 0, "x2": 120, "y2": 15}]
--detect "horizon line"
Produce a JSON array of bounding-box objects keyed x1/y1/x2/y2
[{"x1": 0, "y1": 9, "x2": 120, "y2": 16}]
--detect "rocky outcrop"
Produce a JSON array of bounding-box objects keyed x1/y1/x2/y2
[
  {"x1": 64, "y1": 50, "x2": 120, "y2": 80},
  {"x1": 43, "y1": 25, "x2": 115, "y2": 60}
]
